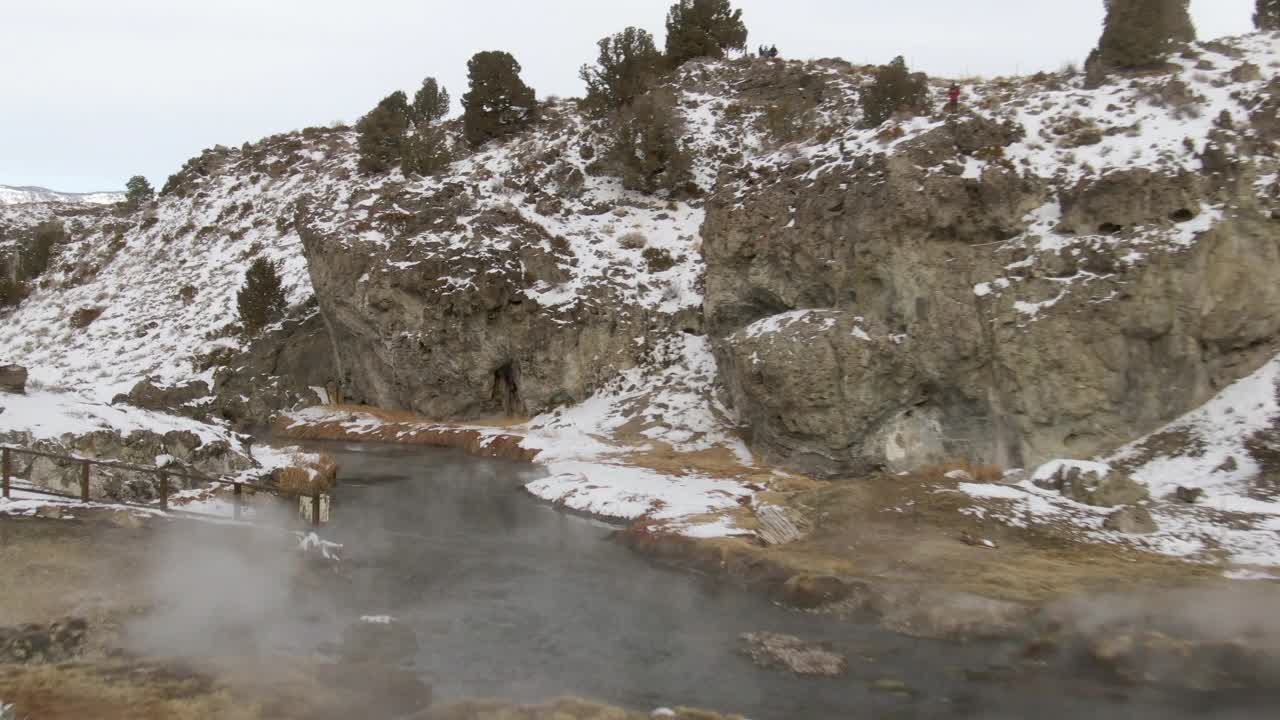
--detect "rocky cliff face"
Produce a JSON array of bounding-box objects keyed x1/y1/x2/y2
[
  {"x1": 703, "y1": 35, "x2": 1280, "y2": 477},
  {"x1": 296, "y1": 100, "x2": 722, "y2": 419}
]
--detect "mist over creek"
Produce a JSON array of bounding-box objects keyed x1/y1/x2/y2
[{"x1": 120, "y1": 441, "x2": 1280, "y2": 719}]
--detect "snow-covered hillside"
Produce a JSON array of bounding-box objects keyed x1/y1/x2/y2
[
  {"x1": 2, "y1": 31, "x2": 1279, "y2": 563},
  {"x1": 0, "y1": 184, "x2": 123, "y2": 206},
  {"x1": 0, "y1": 70, "x2": 769, "y2": 401}
]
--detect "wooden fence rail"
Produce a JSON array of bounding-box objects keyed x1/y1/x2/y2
[{"x1": 0, "y1": 445, "x2": 324, "y2": 527}]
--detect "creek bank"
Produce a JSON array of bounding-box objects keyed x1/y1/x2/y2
[
  {"x1": 269, "y1": 406, "x2": 1260, "y2": 649},
  {"x1": 272, "y1": 406, "x2": 538, "y2": 463}
]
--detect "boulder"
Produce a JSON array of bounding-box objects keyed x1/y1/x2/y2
[
  {"x1": 738, "y1": 632, "x2": 847, "y2": 677},
  {"x1": 1103, "y1": 505, "x2": 1158, "y2": 534},
  {"x1": 1035, "y1": 463, "x2": 1149, "y2": 508},
  {"x1": 0, "y1": 365, "x2": 27, "y2": 394},
  {"x1": 113, "y1": 378, "x2": 211, "y2": 416},
  {"x1": 1175, "y1": 486, "x2": 1205, "y2": 504}
]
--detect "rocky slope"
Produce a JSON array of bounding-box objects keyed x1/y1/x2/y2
[
  {"x1": 0, "y1": 32, "x2": 1277, "y2": 551},
  {"x1": 706, "y1": 33, "x2": 1280, "y2": 477}
]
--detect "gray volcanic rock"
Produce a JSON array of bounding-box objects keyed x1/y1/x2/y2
[
  {"x1": 300, "y1": 203, "x2": 661, "y2": 419},
  {"x1": 703, "y1": 118, "x2": 1280, "y2": 478}
]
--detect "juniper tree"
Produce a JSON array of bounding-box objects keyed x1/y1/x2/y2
[
  {"x1": 606, "y1": 90, "x2": 693, "y2": 195},
  {"x1": 580, "y1": 27, "x2": 663, "y2": 115},
  {"x1": 462, "y1": 51, "x2": 538, "y2": 147},
  {"x1": 664, "y1": 0, "x2": 749, "y2": 68},
  {"x1": 236, "y1": 257, "x2": 287, "y2": 334},
  {"x1": 411, "y1": 77, "x2": 451, "y2": 127},
  {"x1": 402, "y1": 125, "x2": 453, "y2": 176},
  {"x1": 1092, "y1": 0, "x2": 1195, "y2": 70},
  {"x1": 124, "y1": 175, "x2": 154, "y2": 210},
  {"x1": 859, "y1": 56, "x2": 931, "y2": 128},
  {"x1": 22, "y1": 221, "x2": 66, "y2": 279},
  {"x1": 356, "y1": 91, "x2": 412, "y2": 173},
  {"x1": 1258, "y1": 0, "x2": 1280, "y2": 30}
]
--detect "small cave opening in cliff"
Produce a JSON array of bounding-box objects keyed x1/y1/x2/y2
[
  {"x1": 492, "y1": 362, "x2": 524, "y2": 417},
  {"x1": 1169, "y1": 208, "x2": 1196, "y2": 223}
]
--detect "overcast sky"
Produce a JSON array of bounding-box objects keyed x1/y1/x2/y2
[{"x1": 0, "y1": 0, "x2": 1258, "y2": 192}]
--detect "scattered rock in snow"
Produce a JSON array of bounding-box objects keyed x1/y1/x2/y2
[
  {"x1": 1175, "y1": 486, "x2": 1205, "y2": 505},
  {"x1": 112, "y1": 378, "x2": 211, "y2": 418},
  {"x1": 739, "y1": 632, "x2": 847, "y2": 677},
  {"x1": 1103, "y1": 506, "x2": 1158, "y2": 535},
  {"x1": 1232, "y1": 62, "x2": 1262, "y2": 83},
  {"x1": 1035, "y1": 464, "x2": 1149, "y2": 508},
  {"x1": 0, "y1": 365, "x2": 27, "y2": 395}
]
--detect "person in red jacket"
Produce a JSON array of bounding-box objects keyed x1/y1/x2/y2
[{"x1": 947, "y1": 83, "x2": 961, "y2": 113}]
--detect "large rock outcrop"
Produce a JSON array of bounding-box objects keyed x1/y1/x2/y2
[
  {"x1": 301, "y1": 203, "x2": 659, "y2": 418},
  {"x1": 704, "y1": 116, "x2": 1280, "y2": 477}
]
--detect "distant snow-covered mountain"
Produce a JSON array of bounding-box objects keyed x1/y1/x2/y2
[{"x1": 0, "y1": 184, "x2": 124, "y2": 206}]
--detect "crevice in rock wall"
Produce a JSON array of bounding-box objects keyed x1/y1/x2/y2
[
  {"x1": 972, "y1": 270, "x2": 1025, "y2": 471},
  {"x1": 492, "y1": 362, "x2": 525, "y2": 417}
]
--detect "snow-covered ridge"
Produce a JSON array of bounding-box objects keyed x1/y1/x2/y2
[{"x1": 0, "y1": 184, "x2": 123, "y2": 206}]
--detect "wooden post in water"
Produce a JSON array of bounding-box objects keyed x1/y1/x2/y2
[
  {"x1": 2, "y1": 447, "x2": 10, "y2": 500},
  {"x1": 311, "y1": 492, "x2": 321, "y2": 527},
  {"x1": 80, "y1": 462, "x2": 90, "y2": 502},
  {"x1": 233, "y1": 482, "x2": 242, "y2": 521},
  {"x1": 158, "y1": 474, "x2": 169, "y2": 512}
]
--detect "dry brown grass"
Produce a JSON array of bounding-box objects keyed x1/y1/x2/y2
[
  {"x1": 329, "y1": 404, "x2": 528, "y2": 428},
  {"x1": 913, "y1": 460, "x2": 1005, "y2": 484},
  {"x1": 0, "y1": 662, "x2": 254, "y2": 720},
  {"x1": 271, "y1": 452, "x2": 338, "y2": 495},
  {"x1": 762, "y1": 472, "x2": 1219, "y2": 604},
  {"x1": 0, "y1": 657, "x2": 434, "y2": 720},
  {"x1": 273, "y1": 407, "x2": 539, "y2": 463}
]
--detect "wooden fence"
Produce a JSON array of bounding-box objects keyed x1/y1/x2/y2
[{"x1": 0, "y1": 445, "x2": 326, "y2": 526}]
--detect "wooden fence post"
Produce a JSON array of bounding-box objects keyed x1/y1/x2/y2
[
  {"x1": 311, "y1": 492, "x2": 321, "y2": 527},
  {"x1": 159, "y1": 474, "x2": 169, "y2": 512},
  {"x1": 2, "y1": 447, "x2": 10, "y2": 500},
  {"x1": 233, "y1": 482, "x2": 243, "y2": 521},
  {"x1": 80, "y1": 462, "x2": 90, "y2": 502}
]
